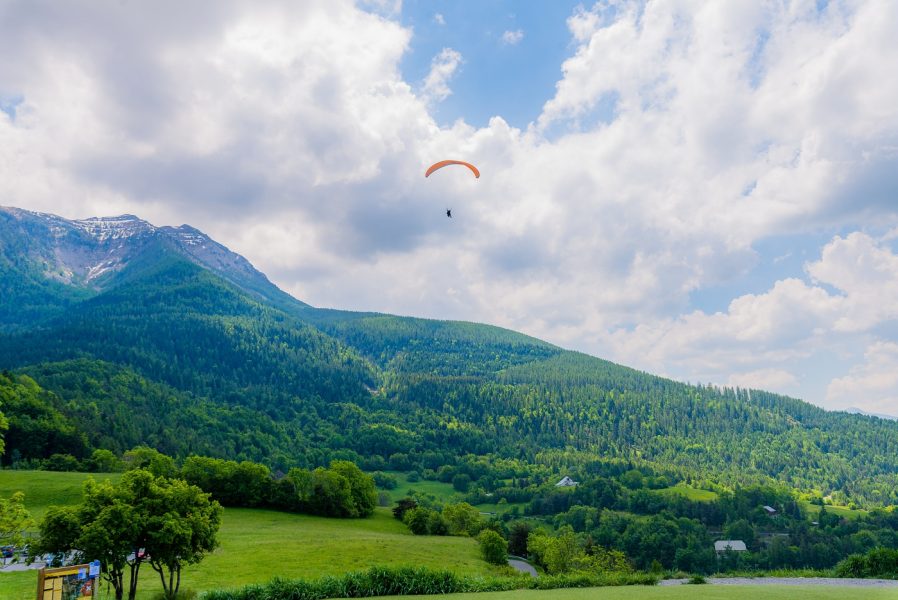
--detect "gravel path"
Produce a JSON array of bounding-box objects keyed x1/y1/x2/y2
[{"x1": 660, "y1": 577, "x2": 898, "y2": 587}]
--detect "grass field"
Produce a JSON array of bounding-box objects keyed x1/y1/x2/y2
[
  {"x1": 383, "y1": 472, "x2": 459, "y2": 503},
  {"x1": 470, "y1": 501, "x2": 528, "y2": 516},
  {"x1": 372, "y1": 586, "x2": 898, "y2": 600},
  {"x1": 656, "y1": 484, "x2": 719, "y2": 502},
  {"x1": 1, "y1": 470, "x2": 503, "y2": 599},
  {"x1": 0, "y1": 469, "x2": 122, "y2": 524},
  {"x1": 381, "y1": 472, "x2": 527, "y2": 516},
  {"x1": 800, "y1": 501, "x2": 868, "y2": 520}
]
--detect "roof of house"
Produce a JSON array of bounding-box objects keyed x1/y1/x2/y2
[
  {"x1": 714, "y1": 540, "x2": 747, "y2": 552},
  {"x1": 555, "y1": 476, "x2": 579, "y2": 487},
  {"x1": 763, "y1": 505, "x2": 777, "y2": 513}
]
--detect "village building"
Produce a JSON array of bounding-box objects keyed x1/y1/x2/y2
[
  {"x1": 714, "y1": 540, "x2": 747, "y2": 553},
  {"x1": 555, "y1": 476, "x2": 579, "y2": 487}
]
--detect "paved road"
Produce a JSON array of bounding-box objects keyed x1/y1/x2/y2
[
  {"x1": 507, "y1": 557, "x2": 538, "y2": 577},
  {"x1": 660, "y1": 577, "x2": 898, "y2": 587},
  {"x1": 1, "y1": 560, "x2": 46, "y2": 572}
]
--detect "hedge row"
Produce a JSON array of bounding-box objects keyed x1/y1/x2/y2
[
  {"x1": 199, "y1": 566, "x2": 658, "y2": 600},
  {"x1": 835, "y1": 548, "x2": 898, "y2": 579}
]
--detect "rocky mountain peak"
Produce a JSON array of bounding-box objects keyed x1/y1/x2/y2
[{"x1": 0, "y1": 207, "x2": 288, "y2": 305}]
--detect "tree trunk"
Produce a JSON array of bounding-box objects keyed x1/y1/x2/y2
[
  {"x1": 106, "y1": 570, "x2": 124, "y2": 600},
  {"x1": 152, "y1": 563, "x2": 182, "y2": 600},
  {"x1": 128, "y1": 560, "x2": 142, "y2": 600}
]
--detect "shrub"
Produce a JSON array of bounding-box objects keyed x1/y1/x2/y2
[
  {"x1": 43, "y1": 453, "x2": 82, "y2": 472},
  {"x1": 479, "y1": 529, "x2": 509, "y2": 565},
  {"x1": 392, "y1": 498, "x2": 417, "y2": 521},
  {"x1": 197, "y1": 566, "x2": 658, "y2": 600},
  {"x1": 452, "y1": 474, "x2": 472, "y2": 493},
  {"x1": 403, "y1": 507, "x2": 431, "y2": 535},
  {"x1": 371, "y1": 471, "x2": 399, "y2": 489},
  {"x1": 836, "y1": 548, "x2": 898, "y2": 578}
]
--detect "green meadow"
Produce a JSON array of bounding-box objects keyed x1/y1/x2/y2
[
  {"x1": 381, "y1": 472, "x2": 527, "y2": 516},
  {"x1": 656, "y1": 485, "x2": 719, "y2": 502},
  {"x1": 0, "y1": 469, "x2": 122, "y2": 524},
  {"x1": 383, "y1": 471, "x2": 459, "y2": 503},
  {"x1": 800, "y1": 501, "x2": 869, "y2": 521}
]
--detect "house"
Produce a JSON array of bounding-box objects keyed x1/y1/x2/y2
[
  {"x1": 763, "y1": 505, "x2": 778, "y2": 516},
  {"x1": 555, "y1": 476, "x2": 579, "y2": 487},
  {"x1": 714, "y1": 540, "x2": 747, "y2": 553}
]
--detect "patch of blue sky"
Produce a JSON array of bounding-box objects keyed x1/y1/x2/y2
[
  {"x1": 745, "y1": 29, "x2": 770, "y2": 89},
  {"x1": 398, "y1": 0, "x2": 583, "y2": 129},
  {"x1": 539, "y1": 90, "x2": 621, "y2": 141},
  {"x1": 687, "y1": 229, "x2": 855, "y2": 315},
  {"x1": 788, "y1": 344, "x2": 857, "y2": 405},
  {"x1": 0, "y1": 93, "x2": 24, "y2": 121}
]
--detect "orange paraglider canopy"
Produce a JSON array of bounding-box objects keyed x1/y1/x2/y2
[{"x1": 425, "y1": 160, "x2": 480, "y2": 179}]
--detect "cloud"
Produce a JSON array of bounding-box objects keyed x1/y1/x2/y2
[
  {"x1": 501, "y1": 29, "x2": 524, "y2": 45},
  {"x1": 433, "y1": 13, "x2": 445, "y2": 26},
  {"x1": 1, "y1": 0, "x2": 897, "y2": 411},
  {"x1": 605, "y1": 277, "x2": 842, "y2": 381},
  {"x1": 806, "y1": 232, "x2": 898, "y2": 332},
  {"x1": 827, "y1": 341, "x2": 898, "y2": 415},
  {"x1": 728, "y1": 368, "x2": 799, "y2": 392},
  {"x1": 605, "y1": 232, "x2": 898, "y2": 404},
  {"x1": 421, "y1": 48, "x2": 462, "y2": 104}
]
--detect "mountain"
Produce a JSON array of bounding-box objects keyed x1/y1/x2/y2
[
  {"x1": 0, "y1": 206, "x2": 306, "y2": 328},
  {"x1": 846, "y1": 407, "x2": 898, "y2": 421},
  {"x1": 2, "y1": 206, "x2": 898, "y2": 506}
]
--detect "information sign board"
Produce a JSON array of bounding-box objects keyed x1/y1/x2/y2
[{"x1": 37, "y1": 563, "x2": 99, "y2": 600}]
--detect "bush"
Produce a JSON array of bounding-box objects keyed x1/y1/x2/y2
[
  {"x1": 43, "y1": 453, "x2": 82, "y2": 472},
  {"x1": 452, "y1": 474, "x2": 472, "y2": 493},
  {"x1": 479, "y1": 529, "x2": 508, "y2": 565},
  {"x1": 197, "y1": 566, "x2": 658, "y2": 600},
  {"x1": 392, "y1": 498, "x2": 417, "y2": 521},
  {"x1": 403, "y1": 507, "x2": 432, "y2": 535},
  {"x1": 836, "y1": 548, "x2": 898, "y2": 578},
  {"x1": 371, "y1": 472, "x2": 399, "y2": 489}
]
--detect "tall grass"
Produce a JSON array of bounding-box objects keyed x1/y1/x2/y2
[{"x1": 200, "y1": 566, "x2": 658, "y2": 600}]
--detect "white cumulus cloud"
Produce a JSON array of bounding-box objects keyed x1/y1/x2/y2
[
  {"x1": 421, "y1": 48, "x2": 463, "y2": 104},
  {"x1": 1, "y1": 0, "x2": 897, "y2": 413},
  {"x1": 827, "y1": 342, "x2": 898, "y2": 414}
]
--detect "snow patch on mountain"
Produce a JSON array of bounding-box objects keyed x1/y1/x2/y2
[
  {"x1": 71, "y1": 215, "x2": 156, "y2": 242},
  {"x1": 1, "y1": 207, "x2": 294, "y2": 305}
]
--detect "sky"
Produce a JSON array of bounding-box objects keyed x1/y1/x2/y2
[{"x1": 2, "y1": 0, "x2": 898, "y2": 416}]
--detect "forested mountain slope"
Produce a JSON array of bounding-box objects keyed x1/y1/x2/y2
[{"x1": 2, "y1": 207, "x2": 898, "y2": 505}]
